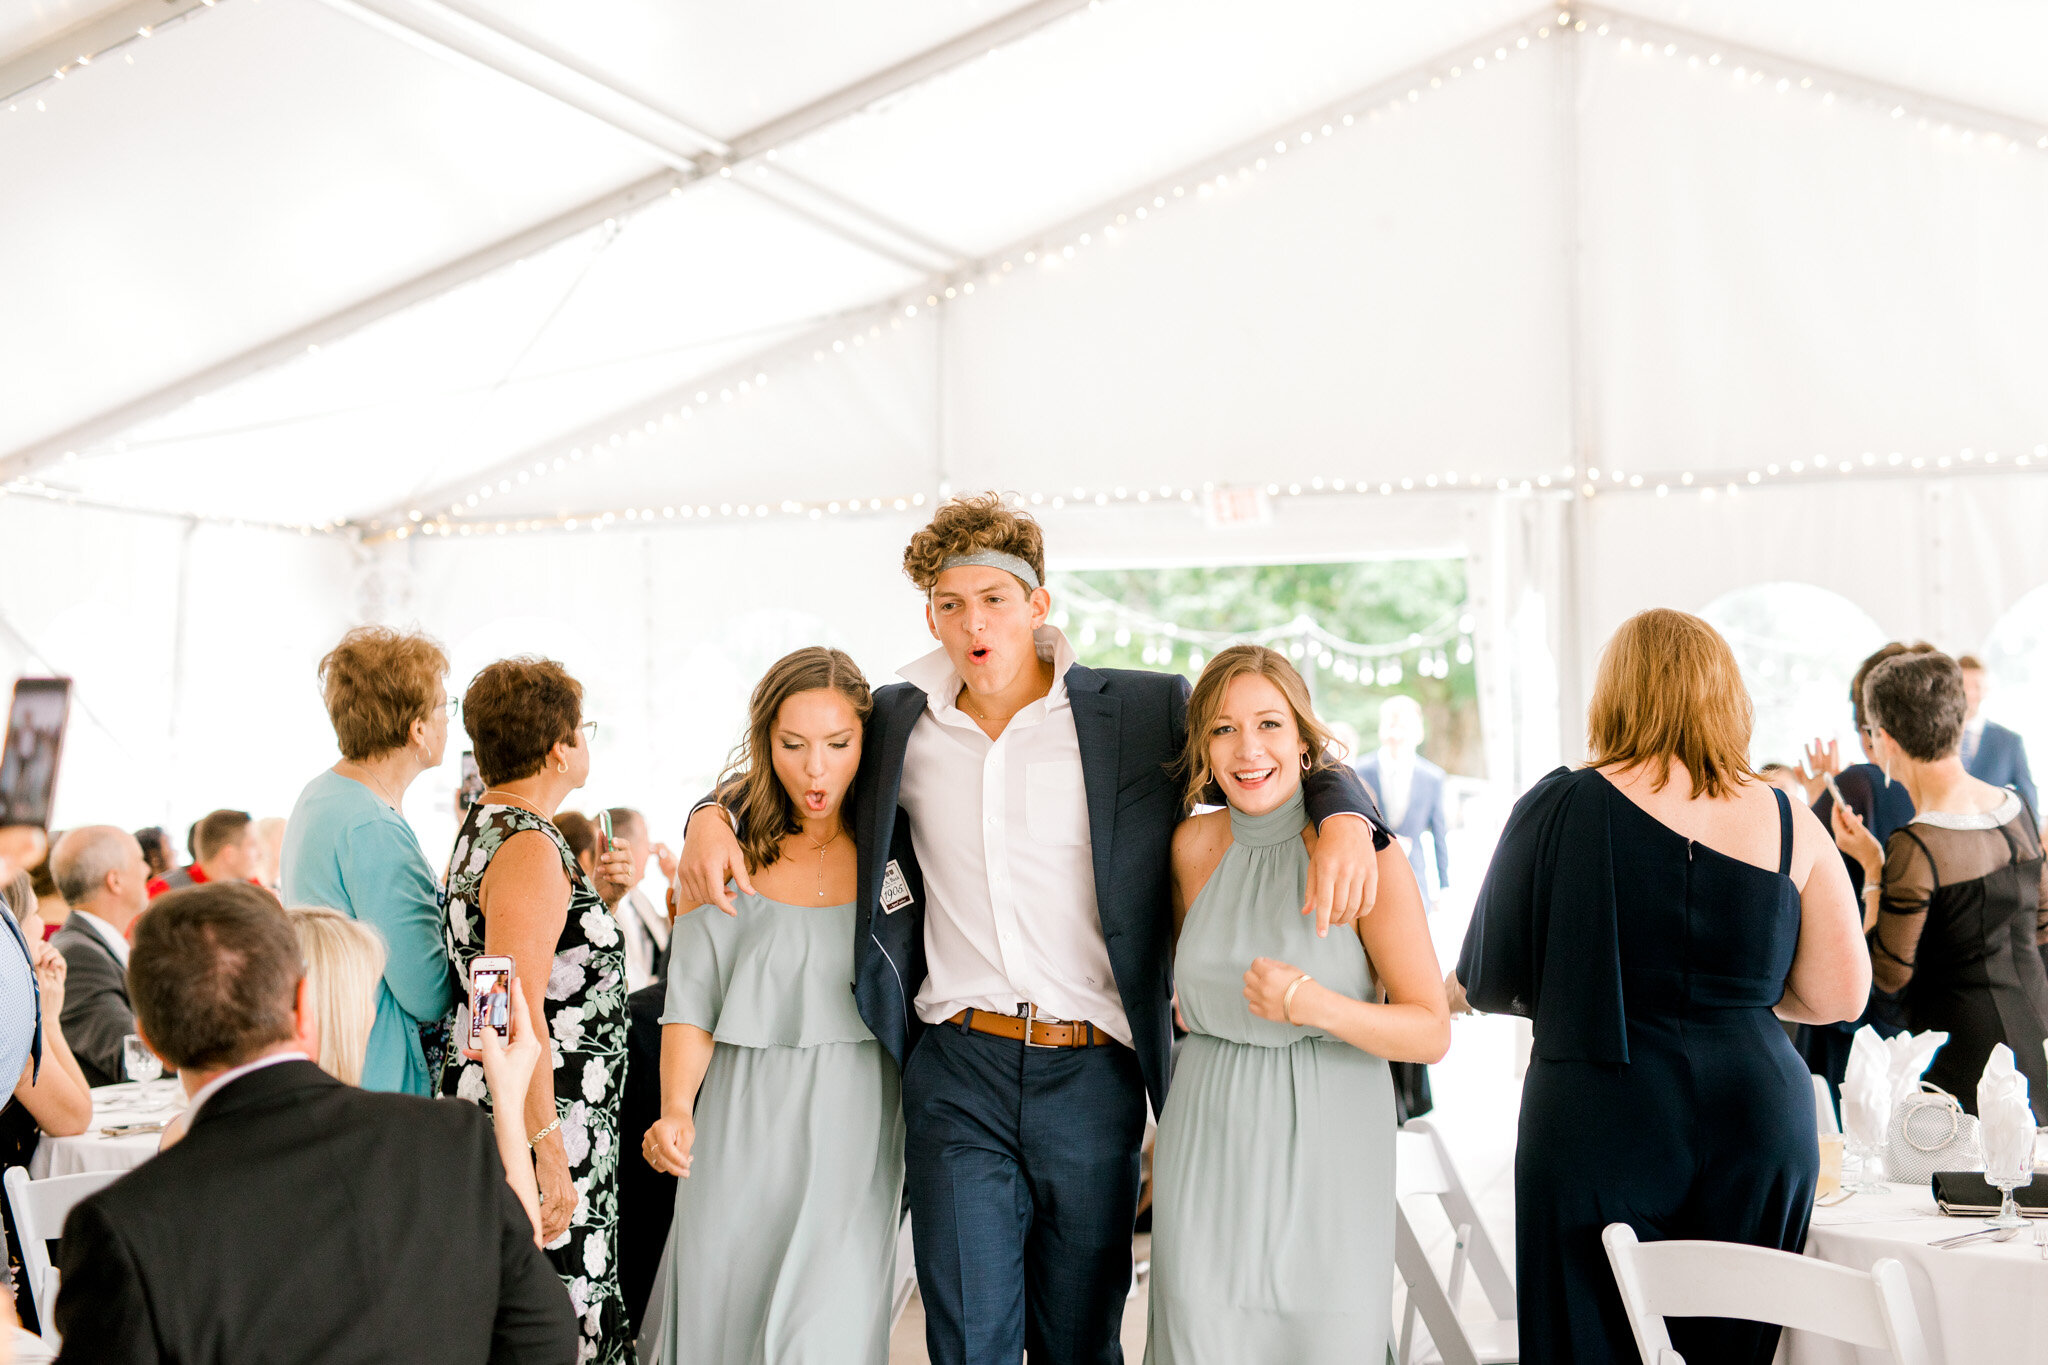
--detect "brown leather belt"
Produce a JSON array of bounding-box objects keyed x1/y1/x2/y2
[{"x1": 947, "y1": 1007, "x2": 1112, "y2": 1049}]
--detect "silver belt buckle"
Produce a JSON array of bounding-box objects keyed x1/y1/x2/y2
[{"x1": 1021, "y1": 1002, "x2": 1053, "y2": 1048}]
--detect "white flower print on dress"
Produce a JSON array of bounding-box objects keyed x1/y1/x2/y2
[
  {"x1": 581, "y1": 1056, "x2": 607, "y2": 1102},
  {"x1": 552, "y1": 1005, "x2": 586, "y2": 1053},
  {"x1": 579, "y1": 906, "x2": 620, "y2": 948},
  {"x1": 548, "y1": 944, "x2": 591, "y2": 1001},
  {"x1": 583, "y1": 1233, "x2": 608, "y2": 1277},
  {"x1": 561, "y1": 1100, "x2": 590, "y2": 1166},
  {"x1": 449, "y1": 903, "x2": 471, "y2": 947},
  {"x1": 567, "y1": 1276, "x2": 592, "y2": 1317},
  {"x1": 593, "y1": 1126, "x2": 611, "y2": 1161},
  {"x1": 456, "y1": 1062, "x2": 488, "y2": 1104}
]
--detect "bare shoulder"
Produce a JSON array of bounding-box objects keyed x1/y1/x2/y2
[
  {"x1": 484, "y1": 828, "x2": 570, "y2": 882},
  {"x1": 1172, "y1": 809, "x2": 1232, "y2": 893}
]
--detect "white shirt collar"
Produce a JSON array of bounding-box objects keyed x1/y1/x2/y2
[
  {"x1": 68, "y1": 909, "x2": 131, "y2": 967},
  {"x1": 899, "y1": 626, "x2": 1077, "y2": 721},
  {"x1": 185, "y1": 1050, "x2": 310, "y2": 1122},
  {"x1": 1966, "y1": 713, "x2": 1988, "y2": 738}
]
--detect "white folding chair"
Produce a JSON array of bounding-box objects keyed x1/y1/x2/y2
[
  {"x1": 4, "y1": 1165, "x2": 123, "y2": 1346},
  {"x1": 1812, "y1": 1074, "x2": 1840, "y2": 1136},
  {"x1": 1393, "y1": 1120, "x2": 1517, "y2": 1365},
  {"x1": 1601, "y1": 1224, "x2": 1932, "y2": 1365}
]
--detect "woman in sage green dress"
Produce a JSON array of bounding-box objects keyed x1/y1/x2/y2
[
  {"x1": 1147, "y1": 645, "x2": 1451, "y2": 1365},
  {"x1": 641, "y1": 647, "x2": 903, "y2": 1365}
]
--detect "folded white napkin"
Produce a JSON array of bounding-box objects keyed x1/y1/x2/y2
[
  {"x1": 1978, "y1": 1043, "x2": 2035, "y2": 1181},
  {"x1": 1841, "y1": 1026, "x2": 1950, "y2": 1149}
]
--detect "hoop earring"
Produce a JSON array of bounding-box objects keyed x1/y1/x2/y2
[
  {"x1": 557, "y1": 760, "x2": 568, "y2": 775},
  {"x1": 1300, "y1": 751, "x2": 1312, "y2": 772}
]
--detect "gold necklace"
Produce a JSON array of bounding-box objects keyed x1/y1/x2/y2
[
  {"x1": 802, "y1": 826, "x2": 841, "y2": 899},
  {"x1": 343, "y1": 761, "x2": 404, "y2": 810},
  {"x1": 480, "y1": 788, "x2": 547, "y2": 817}
]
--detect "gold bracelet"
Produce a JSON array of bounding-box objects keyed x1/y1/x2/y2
[
  {"x1": 1282, "y1": 973, "x2": 1315, "y2": 1026},
  {"x1": 529, "y1": 1116, "x2": 562, "y2": 1147}
]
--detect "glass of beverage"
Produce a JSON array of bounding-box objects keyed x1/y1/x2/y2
[
  {"x1": 1817, "y1": 1133, "x2": 1843, "y2": 1199},
  {"x1": 122, "y1": 1033, "x2": 162, "y2": 1085}
]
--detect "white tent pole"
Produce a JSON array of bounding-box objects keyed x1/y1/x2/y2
[
  {"x1": 1555, "y1": 20, "x2": 1591, "y2": 760},
  {"x1": 0, "y1": 0, "x2": 1094, "y2": 483},
  {"x1": 353, "y1": 9, "x2": 1575, "y2": 534}
]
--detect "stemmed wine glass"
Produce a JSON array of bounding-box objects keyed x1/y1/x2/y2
[
  {"x1": 122, "y1": 1033, "x2": 162, "y2": 1085},
  {"x1": 1981, "y1": 1114, "x2": 2037, "y2": 1231}
]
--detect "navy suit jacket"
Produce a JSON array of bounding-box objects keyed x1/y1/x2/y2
[
  {"x1": 1966, "y1": 720, "x2": 2039, "y2": 817},
  {"x1": 848, "y1": 662, "x2": 1385, "y2": 1114},
  {"x1": 1352, "y1": 753, "x2": 1450, "y2": 891}
]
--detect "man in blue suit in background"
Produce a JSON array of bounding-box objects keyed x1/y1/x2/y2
[
  {"x1": 1352, "y1": 695, "x2": 1450, "y2": 910},
  {"x1": 1958, "y1": 655, "x2": 2038, "y2": 819}
]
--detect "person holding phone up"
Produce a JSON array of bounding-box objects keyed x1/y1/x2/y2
[{"x1": 439, "y1": 657, "x2": 636, "y2": 1365}]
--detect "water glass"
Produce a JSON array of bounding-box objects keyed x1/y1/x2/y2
[
  {"x1": 1983, "y1": 1116, "x2": 2037, "y2": 1230},
  {"x1": 122, "y1": 1033, "x2": 162, "y2": 1084}
]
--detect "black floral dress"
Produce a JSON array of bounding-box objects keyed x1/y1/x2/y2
[{"x1": 440, "y1": 803, "x2": 630, "y2": 1364}]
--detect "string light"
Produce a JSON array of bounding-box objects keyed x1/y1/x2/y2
[{"x1": 3, "y1": 0, "x2": 225, "y2": 110}]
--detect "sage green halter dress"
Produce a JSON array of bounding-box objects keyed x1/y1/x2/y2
[
  {"x1": 1145, "y1": 789, "x2": 1397, "y2": 1364},
  {"x1": 645, "y1": 895, "x2": 905, "y2": 1365}
]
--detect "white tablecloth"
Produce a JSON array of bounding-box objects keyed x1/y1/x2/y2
[
  {"x1": 26, "y1": 1081, "x2": 184, "y2": 1179},
  {"x1": 1784, "y1": 1180, "x2": 2048, "y2": 1364}
]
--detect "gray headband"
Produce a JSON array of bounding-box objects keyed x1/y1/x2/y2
[{"x1": 937, "y1": 550, "x2": 1041, "y2": 591}]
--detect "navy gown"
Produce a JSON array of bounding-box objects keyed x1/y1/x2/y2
[{"x1": 1459, "y1": 768, "x2": 1815, "y2": 1365}]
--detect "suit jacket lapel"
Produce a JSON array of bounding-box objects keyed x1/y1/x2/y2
[
  {"x1": 858, "y1": 686, "x2": 924, "y2": 942},
  {"x1": 1064, "y1": 663, "x2": 1122, "y2": 912}
]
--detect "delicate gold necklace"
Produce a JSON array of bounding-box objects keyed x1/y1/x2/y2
[
  {"x1": 481, "y1": 788, "x2": 546, "y2": 817},
  {"x1": 342, "y1": 761, "x2": 404, "y2": 811},
  {"x1": 802, "y1": 826, "x2": 841, "y2": 899}
]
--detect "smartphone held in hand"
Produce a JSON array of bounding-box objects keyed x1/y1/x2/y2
[
  {"x1": 468, "y1": 955, "x2": 515, "y2": 1044},
  {"x1": 597, "y1": 808, "x2": 614, "y2": 853},
  {"x1": 0, "y1": 677, "x2": 71, "y2": 828}
]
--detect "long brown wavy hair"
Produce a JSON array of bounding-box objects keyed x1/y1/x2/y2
[
  {"x1": 1178, "y1": 644, "x2": 1343, "y2": 810},
  {"x1": 720, "y1": 647, "x2": 873, "y2": 874}
]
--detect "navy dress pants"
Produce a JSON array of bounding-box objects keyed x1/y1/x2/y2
[{"x1": 903, "y1": 1021, "x2": 1148, "y2": 1365}]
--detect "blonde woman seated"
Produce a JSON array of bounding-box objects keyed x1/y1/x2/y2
[
  {"x1": 1146, "y1": 645, "x2": 1450, "y2": 1364},
  {"x1": 641, "y1": 647, "x2": 904, "y2": 1365}
]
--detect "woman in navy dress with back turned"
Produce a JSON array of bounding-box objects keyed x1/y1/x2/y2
[{"x1": 1454, "y1": 609, "x2": 1869, "y2": 1364}]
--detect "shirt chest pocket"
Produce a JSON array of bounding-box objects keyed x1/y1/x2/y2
[{"x1": 1025, "y1": 760, "x2": 1091, "y2": 847}]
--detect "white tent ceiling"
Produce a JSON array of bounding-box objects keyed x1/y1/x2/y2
[{"x1": 6, "y1": 0, "x2": 2047, "y2": 537}]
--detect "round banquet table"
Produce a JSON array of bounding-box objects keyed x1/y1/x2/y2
[
  {"x1": 1783, "y1": 1179, "x2": 2048, "y2": 1364},
  {"x1": 26, "y1": 1081, "x2": 185, "y2": 1179}
]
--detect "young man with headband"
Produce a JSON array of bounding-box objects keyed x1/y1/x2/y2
[{"x1": 675, "y1": 492, "x2": 1388, "y2": 1365}]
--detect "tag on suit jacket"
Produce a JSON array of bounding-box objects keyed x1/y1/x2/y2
[{"x1": 880, "y1": 860, "x2": 915, "y2": 913}]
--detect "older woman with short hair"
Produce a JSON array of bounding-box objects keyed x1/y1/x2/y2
[
  {"x1": 280, "y1": 626, "x2": 458, "y2": 1095},
  {"x1": 439, "y1": 656, "x2": 634, "y2": 1365}
]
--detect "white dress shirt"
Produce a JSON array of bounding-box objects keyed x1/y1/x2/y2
[
  {"x1": 617, "y1": 886, "x2": 670, "y2": 994},
  {"x1": 183, "y1": 1050, "x2": 310, "y2": 1121},
  {"x1": 1375, "y1": 747, "x2": 1416, "y2": 830},
  {"x1": 69, "y1": 909, "x2": 131, "y2": 968},
  {"x1": 898, "y1": 626, "x2": 1131, "y2": 1046}
]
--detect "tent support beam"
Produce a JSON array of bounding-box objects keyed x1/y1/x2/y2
[
  {"x1": 0, "y1": 0, "x2": 1092, "y2": 483},
  {"x1": 0, "y1": 0, "x2": 211, "y2": 105},
  {"x1": 352, "y1": 8, "x2": 1565, "y2": 533}
]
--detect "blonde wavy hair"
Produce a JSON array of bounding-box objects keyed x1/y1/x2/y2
[
  {"x1": 288, "y1": 907, "x2": 387, "y2": 1087},
  {"x1": 1179, "y1": 644, "x2": 1343, "y2": 809}
]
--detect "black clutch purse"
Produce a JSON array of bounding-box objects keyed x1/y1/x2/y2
[{"x1": 1931, "y1": 1170, "x2": 2048, "y2": 1217}]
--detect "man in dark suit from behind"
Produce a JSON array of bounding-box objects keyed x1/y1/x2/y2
[
  {"x1": 55, "y1": 882, "x2": 575, "y2": 1364},
  {"x1": 47, "y1": 827, "x2": 155, "y2": 1086},
  {"x1": 1958, "y1": 654, "x2": 2040, "y2": 819}
]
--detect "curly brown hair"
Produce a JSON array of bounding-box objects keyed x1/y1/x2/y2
[
  {"x1": 901, "y1": 492, "x2": 1046, "y2": 593},
  {"x1": 461, "y1": 657, "x2": 584, "y2": 786},
  {"x1": 318, "y1": 626, "x2": 449, "y2": 762}
]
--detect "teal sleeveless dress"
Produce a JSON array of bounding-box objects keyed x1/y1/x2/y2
[
  {"x1": 1145, "y1": 789, "x2": 1397, "y2": 1364},
  {"x1": 646, "y1": 894, "x2": 905, "y2": 1365}
]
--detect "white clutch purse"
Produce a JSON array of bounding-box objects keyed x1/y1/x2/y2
[{"x1": 1885, "y1": 1083, "x2": 1982, "y2": 1185}]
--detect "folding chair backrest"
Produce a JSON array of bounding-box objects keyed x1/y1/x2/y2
[
  {"x1": 1403, "y1": 1119, "x2": 1516, "y2": 1318},
  {"x1": 4, "y1": 1166, "x2": 124, "y2": 1344},
  {"x1": 1394, "y1": 1204, "x2": 1482, "y2": 1365},
  {"x1": 1812, "y1": 1074, "x2": 1840, "y2": 1136},
  {"x1": 1601, "y1": 1225, "x2": 1932, "y2": 1365}
]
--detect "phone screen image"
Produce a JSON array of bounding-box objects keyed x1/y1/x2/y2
[
  {"x1": 458, "y1": 751, "x2": 485, "y2": 815},
  {"x1": 469, "y1": 958, "x2": 514, "y2": 1043},
  {"x1": 0, "y1": 678, "x2": 72, "y2": 828}
]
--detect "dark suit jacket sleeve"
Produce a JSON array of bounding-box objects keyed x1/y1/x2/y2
[
  {"x1": 486, "y1": 1125, "x2": 579, "y2": 1364},
  {"x1": 1301, "y1": 761, "x2": 1392, "y2": 849},
  {"x1": 2007, "y1": 731, "x2": 2039, "y2": 820},
  {"x1": 56, "y1": 1198, "x2": 157, "y2": 1365},
  {"x1": 55, "y1": 935, "x2": 134, "y2": 1087}
]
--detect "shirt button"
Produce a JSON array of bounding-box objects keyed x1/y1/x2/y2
[{"x1": 986, "y1": 815, "x2": 998, "y2": 826}]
